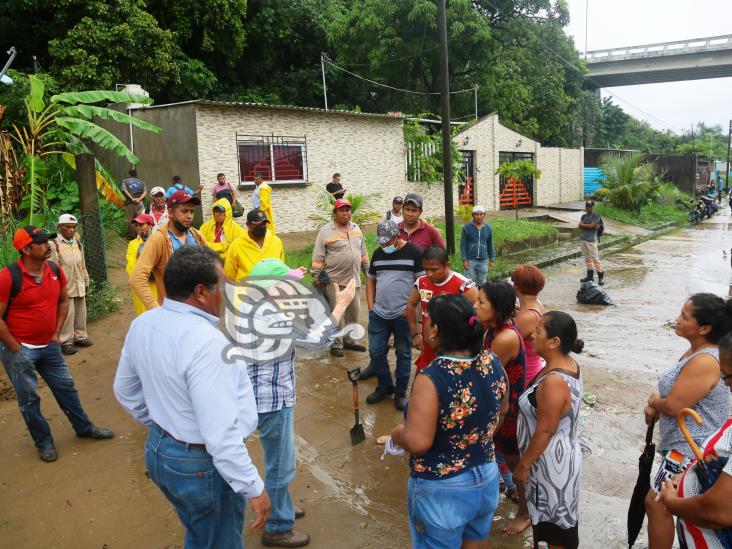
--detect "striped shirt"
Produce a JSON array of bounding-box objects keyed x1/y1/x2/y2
[
  {"x1": 367, "y1": 242, "x2": 424, "y2": 319},
  {"x1": 311, "y1": 221, "x2": 369, "y2": 287}
]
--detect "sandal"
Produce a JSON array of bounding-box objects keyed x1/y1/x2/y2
[{"x1": 505, "y1": 487, "x2": 520, "y2": 504}]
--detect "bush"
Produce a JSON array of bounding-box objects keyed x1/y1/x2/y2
[
  {"x1": 86, "y1": 281, "x2": 120, "y2": 321},
  {"x1": 595, "y1": 153, "x2": 661, "y2": 212}
]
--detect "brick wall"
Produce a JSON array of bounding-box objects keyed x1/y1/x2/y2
[{"x1": 195, "y1": 104, "x2": 456, "y2": 234}]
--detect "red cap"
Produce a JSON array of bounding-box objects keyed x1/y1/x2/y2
[
  {"x1": 167, "y1": 190, "x2": 201, "y2": 207},
  {"x1": 133, "y1": 213, "x2": 155, "y2": 225},
  {"x1": 333, "y1": 198, "x2": 352, "y2": 210},
  {"x1": 13, "y1": 226, "x2": 57, "y2": 251}
]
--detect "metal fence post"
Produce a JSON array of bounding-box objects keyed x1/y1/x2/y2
[{"x1": 75, "y1": 153, "x2": 108, "y2": 283}]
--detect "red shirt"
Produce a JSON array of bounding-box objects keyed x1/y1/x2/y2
[
  {"x1": 414, "y1": 272, "x2": 474, "y2": 369},
  {"x1": 399, "y1": 220, "x2": 446, "y2": 251},
  {"x1": 0, "y1": 260, "x2": 68, "y2": 345}
]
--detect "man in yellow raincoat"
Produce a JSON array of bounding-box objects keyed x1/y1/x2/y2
[
  {"x1": 200, "y1": 198, "x2": 246, "y2": 259},
  {"x1": 224, "y1": 208, "x2": 284, "y2": 281},
  {"x1": 252, "y1": 173, "x2": 276, "y2": 233},
  {"x1": 125, "y1": 214, "x2": 157, "y2": 316}
]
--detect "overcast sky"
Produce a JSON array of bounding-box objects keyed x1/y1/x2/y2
[{"x1": 564, "y1": 0, "x2": 732, "y2": 134}]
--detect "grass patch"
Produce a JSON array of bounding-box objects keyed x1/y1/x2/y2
[
  {"x1": 285, "y1": 216, "x2": 557, "y2": 282},
  {"x1": 595, "y1": 183, "x2": 691, "y2": 229}
]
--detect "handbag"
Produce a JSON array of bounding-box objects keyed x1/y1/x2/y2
[{"x1": 232, "y1": 200, "x2": 244, "y2": 218}]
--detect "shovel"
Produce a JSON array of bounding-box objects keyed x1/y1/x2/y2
[{"x1": 347, "y1": 368, "x2": 366, "y2": 445}]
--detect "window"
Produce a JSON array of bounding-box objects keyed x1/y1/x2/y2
[{"x1": 237, "y1": 134, "x2": 308, "y2": 184}]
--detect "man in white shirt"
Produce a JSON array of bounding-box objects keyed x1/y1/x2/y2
[
  {"x1": 381, "y1": 195, "x2": 404, "y2": 225},
  {"x1": 114, "y1": 245, "x2": 270, "y2": 548}
]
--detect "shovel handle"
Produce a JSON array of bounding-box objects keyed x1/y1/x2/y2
[
  {"x1": 347, "y1": 368, "x2": 361, "y2": 412},
  {"x1": 677, "y1": 408, "x2": 704, "y2": 461},
  {"x1": 347, "y1": 367, "x2": 361, "y2": 383}
]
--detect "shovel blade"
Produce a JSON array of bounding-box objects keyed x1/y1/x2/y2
[{"x1": 350, "y1": 424, "x2": 366, "y2": 446}]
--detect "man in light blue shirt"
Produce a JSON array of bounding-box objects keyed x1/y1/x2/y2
[
  {"x1": 165, "y1": 175, "x2": 195, "y2": 198},
  {"x1": 114, "y1": 246, "x2": 271, "y2": 548}
]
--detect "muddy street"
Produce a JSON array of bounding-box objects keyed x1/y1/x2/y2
[{"x1": 1, "y1": 214, "x2": 731, "y2": 549}]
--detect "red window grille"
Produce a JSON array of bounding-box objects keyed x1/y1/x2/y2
[{"x1": 237, "y1": 135, "x2": 307, "y2": 183}]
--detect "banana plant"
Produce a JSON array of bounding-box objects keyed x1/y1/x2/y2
[{"x1": 10, "y1": 75, "x2": 161, "y2": 222}]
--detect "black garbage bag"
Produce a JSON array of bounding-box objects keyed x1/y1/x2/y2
[{"x1": 576, "y1": 281, "x2": 613, "y2": 305}]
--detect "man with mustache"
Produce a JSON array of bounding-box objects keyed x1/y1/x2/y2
[
  {"x1": 224, "y1": 208, "x2": 285, "y2": 282},
  {"x1": 0, "y1": 226, "x2": 113, "y2": 462}
]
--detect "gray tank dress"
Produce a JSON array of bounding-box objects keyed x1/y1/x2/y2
[
  {"x1": 517, "y1": 367, "x2": 584, "y2": 529},
  {"x1": 657, "y1": 347, "x2": 729, "y2": 458}
]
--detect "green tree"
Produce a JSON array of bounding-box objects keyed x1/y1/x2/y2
[{"x1": 596, "y1": 153, "x2": 661, "y2": 212}]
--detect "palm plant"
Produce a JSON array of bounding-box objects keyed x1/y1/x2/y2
[
  {"x1": 308, "y1": 186, "x2": 382, "y2": 229},
  {"x1": 9, "y1": 75, "x2": 161, "y2": 223},
  {"x1": 595, "y1": 153, "x2": 661, "y2": 212}
]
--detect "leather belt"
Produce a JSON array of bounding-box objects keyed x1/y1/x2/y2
[{"x1": 156, "y1": 423, "x2": 206, "y2": 451}]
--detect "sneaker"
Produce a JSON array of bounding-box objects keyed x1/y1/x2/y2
[
  {"x1": 77, "y1": 426, "x2": 114, "y2": 439},
  {"x1": 330, "y1": 348, "x2": 344, "y2": 358},
  {"x1": 366, "y1": 385, "x2": 395, "y2": 404},
  {"x1": 261, "y1": 529, "x2": 310, "y2": 547},
  {"x1": 357, "y1": 365, "x2": 376, "y2": 381},
  {"x1": 38, "y1": 445, "x2": 58, "y2": 462},
  {"x1": 394, "y1": 393, "x2": 407, "y2": 411},
  {"x1": 343, "y1": 342, "x2": 367, "y2": 352},
  {"x1": 60, "y1": 343, "x2": 77, "y2": 355},
  {"x1": 74, "y1": 338, "x2": 93, "y2": 348}
]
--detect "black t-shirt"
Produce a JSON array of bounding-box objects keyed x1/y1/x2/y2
[{"x1": 326, "y1": 182, "x2": 345, "y2": 198}]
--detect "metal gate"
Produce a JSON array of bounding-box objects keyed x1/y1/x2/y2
[
  {"x1": 458, "y1": 151, "x2": 475, "y2": 205},
  {"x1": 498, "y1": 151, "x2": 534, "y2": 210}
]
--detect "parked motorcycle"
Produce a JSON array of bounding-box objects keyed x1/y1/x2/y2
[
  {"x1": 688, "y1": 199, "x2": 705, "y2": 224},
  {"x1": 700, "y1": 194, "x2": 718, "y2": 217}
]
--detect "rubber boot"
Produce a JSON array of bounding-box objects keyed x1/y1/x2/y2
[
  {"x1": 580, "y1": 269, "x2": 594, "y2": 283},
  {"x1": 597, "y1": 271, "x2": 605, "y2": 286}
]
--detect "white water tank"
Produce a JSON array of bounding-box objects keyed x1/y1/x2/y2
[{"x1": 119, "y1": 84, "x2": 150, "y2": 109}]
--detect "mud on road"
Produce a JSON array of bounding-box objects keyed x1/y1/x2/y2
[{"x1": 1, "y1": 215, "x2": 732, "y2": 548}]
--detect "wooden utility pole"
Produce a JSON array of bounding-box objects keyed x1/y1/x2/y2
[
  {"x1": 437, "y1": 0, "x2": 455, "y2": 254},
  {"x1": 75, "y1": 153, "x2": 107, "y2": 283}
]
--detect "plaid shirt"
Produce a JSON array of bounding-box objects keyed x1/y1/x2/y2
[
  {"x1": 247, "y1": 349, "x2": 297, "y2": 414},
  {"x1": 247, "y1": 321, "x2": 338, "y2": 414}
]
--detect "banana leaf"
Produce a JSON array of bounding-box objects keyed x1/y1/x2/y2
[
  {"x1": 51, "y1": 90, "x2": 152, "y2": 106},
  {"x1": 61, "y1": 106, "x2": 161, "y2": 133},
  {"x1": 61, "y1": 152, "x2": 126, "y2": 208},
  {"x1": 55, "y1": 117, "x2": 139, "y2": 164}
]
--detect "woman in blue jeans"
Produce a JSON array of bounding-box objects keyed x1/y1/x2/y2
[{"x1": 391, "y1": 294, "x2": 509, "y2": 548}]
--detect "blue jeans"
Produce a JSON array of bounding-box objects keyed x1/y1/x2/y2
[
  {"x1": 408, "y1": 462, "x2": 499, "y2": 549},
  {"x1": 0, "y1": 342, "x2": 93, "y2": 449},
  {"x1": 367, "y1": 311, "x2": 412, "y2": 394},
  {"x1": 145, "y1": 423, "x2": 246, "y2": 549},
  {"x1": 464, "y1": 259, "x2": 488, "y2": 285},
  {"x1": 495, "y1": 452, "x2": 516, "y2": 492},
  {"x1": 258, "y1": 406, "x2": 296, "y2": 534}
]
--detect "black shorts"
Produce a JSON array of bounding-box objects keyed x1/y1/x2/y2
[{"x1": 532, "y1": 521, "x2": 579, "y2": 549}]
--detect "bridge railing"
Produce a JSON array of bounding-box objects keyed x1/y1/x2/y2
[{"x1": 586, "y1": 34, "x2": 732, "y2": 62}]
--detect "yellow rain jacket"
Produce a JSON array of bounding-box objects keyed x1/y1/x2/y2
[
  {"x1": 258, "y1": 182, "x2": 276, "y2": 233},
  {"x1": 224, "y1": 229, "x2": 285, "y2": 282},
  {"x1": 125, "y1": 236, "x2": 157, "y2": 316},
  {"x1": 200, "y1": 198, "x2": 246, "y2": 259}
]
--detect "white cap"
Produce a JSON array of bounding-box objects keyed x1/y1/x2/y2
[
  {"x1": 58, "y1": 214, "x2": 78, "y2": 225},
  {"x1": 472, "y1": 205, "x2": 486, "y2": 214},
  {"x1": 151, "y1": 186, "x2": 165, "y2": 196}
]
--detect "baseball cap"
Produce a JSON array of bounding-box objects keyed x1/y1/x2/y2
[
  {"x1": 246, "y1": 208, "x2": 269, "y2": 223},
  {"x1": 404, "y1": 192, "x2": 423, "y2": 209},
  {"x1": 58, "y1": 214, "x2": 78, "y2": 225},
  {"x1": 13, "y1": 226, "x2": 57, "y2": 251},
  {"x1": 250, "y1": 258, "x2": 304, "y2": 282},
  {"x1": 133, "y1": 213, "x2": 155, "y2": 225},
  {"x1": 333, "y1": 198, "x2": 352, "y2": 210},
  {"x1": 150, "y1": 186, "x2": 165, "y2": 196},
  {"x1": 585, "y1": 200, "x2": 595, "y2": 207},
  {"x1": 393, "y1": 196, "x2": 404, "y2": 203},
  {"x1": 472, "y1": 205, "x2": 486, "y2": 214},
  {"x1": 167, "y1": 190, "x2": 201, "y2": 207},
  {"x1": 376, "y1": 220, "x2": 400, "y2": 244}
]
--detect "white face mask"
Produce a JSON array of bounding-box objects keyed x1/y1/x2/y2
[{"x1": 382, "y1": 244, "x2": 397, "y2": 254}]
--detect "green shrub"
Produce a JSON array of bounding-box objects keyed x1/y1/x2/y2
[{"x1": 86, "y1": 280, "x2": 120, "y2": 321}]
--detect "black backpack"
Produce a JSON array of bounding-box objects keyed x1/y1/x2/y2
[
  {"x1": 3, "y1": 261, "x2": 61, "y2": 320},
  {"x1": 597, "y1": 217, "x2": 605, "y2": 239}
]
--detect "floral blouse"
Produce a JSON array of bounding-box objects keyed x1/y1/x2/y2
[{"x1": 409, "y1": 351, "x2": 508, "y2": 480}]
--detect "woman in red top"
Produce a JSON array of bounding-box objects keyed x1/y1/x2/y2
[
  {"x1": 512, "y1": 265, "x2": 546, "y2": 384},
  {"x1": 406, "y1": 246, "x2": 478, "y2": 370},
  {"x1": 476, "y1": 280, "x2": 530, "y2": 535}
]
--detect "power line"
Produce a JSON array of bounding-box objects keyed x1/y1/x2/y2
[
  {"x1": 323, "y1": 55, "x2": 476, "y2": 96},
  {"x1": 480, "y1": 0, "x2": 685, "y2": 133}
]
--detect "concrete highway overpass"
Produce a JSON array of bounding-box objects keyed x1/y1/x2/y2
[{"x1": 586, "y1": 34, "x2": 732, "y2": 88}]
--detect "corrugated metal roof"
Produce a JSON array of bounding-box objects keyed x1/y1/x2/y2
[{"x1": 132, "y1": 99, "x2": 404, "y2": 120}]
